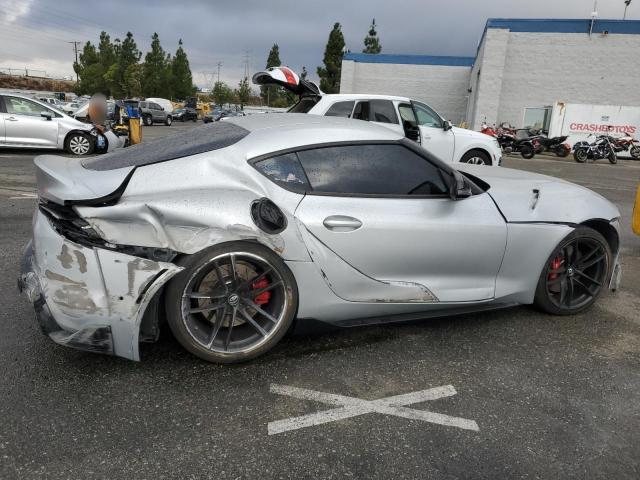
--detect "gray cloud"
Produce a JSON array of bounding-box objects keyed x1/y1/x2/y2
[{"x1": 0, "y1": 0, "x2": 636, "y2": 89}]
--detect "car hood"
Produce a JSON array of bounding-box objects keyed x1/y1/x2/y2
[
  {"x1": 451, "y1": 126, "x2": 495, "y2": 142},
  {"x1": 456, "y1": 164, "x2": 620, "y2": 224}
]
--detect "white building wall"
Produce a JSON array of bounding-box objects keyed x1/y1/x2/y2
[
  {"x1": 340, "y1": 60, "x2": 471, "y2": 124},
  {"x1": 471, "y1": 29, "x2": 640, "y2": 129}
]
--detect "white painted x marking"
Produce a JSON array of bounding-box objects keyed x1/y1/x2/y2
[{"x1": 268, "y1": 384, "x2": 479, "y2": 435}]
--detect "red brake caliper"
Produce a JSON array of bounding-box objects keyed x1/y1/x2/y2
[
  {"x1": 252, "y1": 278, "x2": 271, "y2": 306},
  {"x1": 548, "y1": 255, "x2": 563, "y2": 284}
]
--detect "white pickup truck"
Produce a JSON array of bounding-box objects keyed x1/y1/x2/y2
[{"x1": 253, "y1": 66, "x2": 502, "y2": 166}]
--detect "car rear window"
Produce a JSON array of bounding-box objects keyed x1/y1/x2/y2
[{"x1": 82, "y1": 122, "x2": 250, "y2": 171}]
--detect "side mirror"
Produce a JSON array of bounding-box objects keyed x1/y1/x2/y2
[
  {"x1": 448, "y1": 170, "x2": 473, "y2": 200},
  {"x1": 443, "y1": 120, "x2": 453, "y2": 131},
  {"x1": 40, "y1": 111, "x2": 52, "y2": 120}
]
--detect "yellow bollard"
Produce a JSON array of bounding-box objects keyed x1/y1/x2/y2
[
  {"x1": 129, "y1": 117, "x2": 142, "y2": 145},
  {"x1": 633, "y1": 183, "x2": 640, "y2": 235}
]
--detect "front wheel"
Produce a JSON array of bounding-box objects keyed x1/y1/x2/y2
[
  {"x1": 533, "y1": 227, "x2": 611, "y2": 315},
  {"x1": 520, "y1": 145, "x2": 535, "y2": 159},
  {"x1": 165, "y1": 116, "x2": 172, "y2": 126},
  {"x1": 143, "y1": 115, "x2": 153, "y2": 126},
  {"x1": 574, "y1": 148, "x2": 588, "y2": 163},
  {"x1": 608, "y1": 149, "x2": 618, "y2": 164},
  {"x1": 630, "y1": 145, "x2": 640, "y2": 159},
  {"x1": 555, "y1": 145, "x2": 570, "y2": 157},
  {"x1": 460, "y1": 150, "x2": 491, "y2": 165},
  {"x1": 64, "y1": 132, "x2": 94, "y2": 156},
  {"x1": 164, "y1": 241, "x2": 298, "y2": 364}
]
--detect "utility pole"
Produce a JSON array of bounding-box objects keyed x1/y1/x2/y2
[
  {"x1": 216, "y1": 62, "x2": 222, "y2": 83},
  {"x1": 242, "y1": 50, "x2": 251, "y2": 79},
  {"x1": 624, "y1": 0, "x2": 632, "y2": 20},
  {"x1": 68, "y1": 41, "x2": 81, "y2": 82},
  {"x1": 589, "y1": 0, "x2": 598, "y2": 36}
]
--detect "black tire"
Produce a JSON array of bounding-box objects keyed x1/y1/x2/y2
[
  {"x1": 555, "y1": 145, "x2": 570, "y2": 157},
  {"x1": 533, "y1": 226, "x2": 611, "y2": 316},
  {"x1": 520, "y1": 145, "x2": 535, "y2": 159},
  {"x1": 192, "y1": 116, "x2": 197, "y2": 122},
  {"x1": 180, "y1": 117, "x2": 185, "y2": 122},
  {"x1": 608, "y1": 149, "x2": 618, "y2": 164},
  {"x1": 164, "y1": 241, "x2": 298, "y2": 364},
  {"x1": 143, "y1": 115, "x2": 153, "y2": 126},
  {"x1": 64, "y1": 132, "x2": 94, "y2": 156},
  {"x1": 165, "y1": 116, "x2": 172, "y2": 126},
  {"x1": 630, "y1": 146, "x2": 640, "y2": 159},
  {"x1": 460, "y1": 150, "x2": 491, "y2": 165},
  {"x1": 574, "y1": 148, "x2": 588, "y2": 163}
]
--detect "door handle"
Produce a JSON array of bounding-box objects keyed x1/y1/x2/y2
[
  {"x1": 6, "y1": 116, "x2": 18, "y2": 121},
  {"x1": 323, "y1": 215, "x2": 363, "y2": 232}
]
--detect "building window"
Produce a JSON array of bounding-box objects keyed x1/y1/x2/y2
[{"x1": 523, "y1": 107, "x2": 552, "y2": 132}]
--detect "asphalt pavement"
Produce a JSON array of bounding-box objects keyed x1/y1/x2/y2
[{"x1": 0, "y1": 123, "x2": 638, "y2": 479}]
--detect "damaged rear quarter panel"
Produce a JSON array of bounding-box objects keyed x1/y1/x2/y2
[
  {"x1": 74, "y1": 146, "x2": 311, "y2": 261},
  {"x1": 33, "y1": 210, "x2": 182, "y2": 360}
]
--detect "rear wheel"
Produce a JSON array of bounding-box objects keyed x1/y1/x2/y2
[
  {"x1": 608, "y1": 149, "x2": 618, "y2": 164},
  {"x1": 630, "y1": 145, "x2": 640, "y2": 159},
  {"x1": 165, "y1": 241, "x2": 298, "y2": 363},
  {"x1": 460, "y1": 150, "x2": 491, "y2": 165},
  {"x1": 520, "y1": 145, "x2": 535, "y2": 159},
  {"x1": 555, "y1": 145, "x2": 570, "y2": 157},
  {"x1": 574, "y1": 148, "x2": 588, "y2": 163},
  {"x1": 533, "y1": 227, "x2": 611, "y2": 315},
  {"x1": 64, "y1": 132, "x2": 94, "y2": 156}
]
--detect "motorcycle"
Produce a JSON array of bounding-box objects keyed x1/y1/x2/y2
[
  {"x1": 480, "y1": 123, "x2": 535, "y2": 159},
  {"x1": 529, "y1": 130, "x2": 571, "y2": 157},
  {"x1": 573, "y1": 134, "x2": 618, "y2": 164},
  {"x1": 611, "y1": 133, "x2": 640, "y2": 159}
]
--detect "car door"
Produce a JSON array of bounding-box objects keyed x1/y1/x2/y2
[
  {"x1": 352, "y1": 99, "x2": 405, "y2": 136},
  {"x1": 406, "y1": 101, "x2": 455, "y2": 163},
  {"x1": 293, "y1": 143, "x2": 507, "y2": 303},
  {"x1": 2, "y1": 96, "x2": 59, "y2": 147},
  {"x1": 151, "y1": 103, "x2": 164, "y2": 121}
]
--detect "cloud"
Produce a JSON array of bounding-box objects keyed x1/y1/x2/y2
[{"x1": 1, "y1": 0, "x2": 33, "y2": 23}]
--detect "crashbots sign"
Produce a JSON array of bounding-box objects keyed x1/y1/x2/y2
[{"x1": 569, "y1": 123, "x2": 637, "y2": 134}]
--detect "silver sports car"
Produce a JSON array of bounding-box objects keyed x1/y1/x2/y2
[{"x1": 19, "y1": 114, "x2": 622, "y2": 363}]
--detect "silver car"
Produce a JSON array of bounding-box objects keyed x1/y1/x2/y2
[
  {"x1": 1, "y1": 94, "x2": 98, "y2": 155},
  {"x1": 19, "y1": 114, "x2": 621, "y2": 363}
]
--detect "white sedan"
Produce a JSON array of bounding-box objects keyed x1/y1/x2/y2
[{"x1": 253, "y1": 66, "x2": 502, "y2": 166}]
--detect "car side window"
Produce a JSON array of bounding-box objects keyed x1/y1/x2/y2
[
  {"x1": 140, "y1": 102, "x2": 147, "y2": 108},
  {"x1": 150, "y1": 103, "x2": 161, "y2": 110},
  {"x1": 324, "y1": 101, "x2": 355, "y2": 118},
  {"x1": 5, "y1": 97, "x2": 49, "y2": 117},
  {"x1": 296, "y1": 144, "x2": 448, "y2": 196},
  {"x1": 352, "y1": 101, "x2": 370, "y2": 121},
  {"x1": 369, "y1": 100, "x2": 398, "y2": 124},
  {"x1": 253, "y1": 152, "x2": 311, "y2": 194},
  {"x1": 412, "y1": 102, "x2": 443, "y2": 128}
]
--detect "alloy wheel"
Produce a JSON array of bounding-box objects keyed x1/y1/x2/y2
[
  {"x1": 69, "y1": 135, "x2": 91, "y2": 155},
  {"x1": 545, "y1": 237, "x2": 608, "y2": 310},
  {"x1": 180, "y1": 252, "x2": 288, "y2": 354},
  {"x1": 465, "y1": 156, "x2": 487, "y2": 165}
]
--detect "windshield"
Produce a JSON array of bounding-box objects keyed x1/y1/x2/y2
[{"x1": 287, "y1": 96, "x2": 320, "y2": 113}]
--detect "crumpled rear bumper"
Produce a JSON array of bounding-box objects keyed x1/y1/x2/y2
[{"x1": 18, "y1": 210, "x2": 182, "y2": 360}]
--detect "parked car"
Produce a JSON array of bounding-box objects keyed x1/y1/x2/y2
[
  {"x1": 203, "y1": 109, "x2": 225, "y2": 123},
  {"x1": 139, "y1": 100, "x2": 173, "y2": 126},
  {"x1": 61, "y1": 101, "x2": 84, "y2": 116},
  {"x1": 1, "y1": 93, "x2": 107, "y2": 155},
  {"x1": 173, "y1": 107, "x2": 198, "y2": 122},
  {"x1": 19, "y1": 114, "x2": 621, "y2": 364},
  {"x1": 253, "y1": 66, "x2": 502, "y2": 166}
]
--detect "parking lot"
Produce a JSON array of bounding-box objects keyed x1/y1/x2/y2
[{"x1": 1, "y1": 122, "x2": 639, "y2": 479}]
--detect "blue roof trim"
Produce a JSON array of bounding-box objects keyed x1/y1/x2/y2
[
  {"x1": 486, "y1": 18, "x2": 640, "y2": 34},
  {"x1": 343, "y1": 53, "x2": 474, "y2": 67}
]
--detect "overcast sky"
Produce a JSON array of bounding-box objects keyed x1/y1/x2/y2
[{"x1": 0, "y1": 0, "x2": 637, "y2": 90}]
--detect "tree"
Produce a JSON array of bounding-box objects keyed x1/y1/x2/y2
[
  {"x1": 142, "y1": 32, "x2": 171, "y2": 97},
  {"x1": 107, "y1": 32, "x2": 141, "y2": 98},
  {"x1": 261, "y1": 43, "x2": 282, "y2": 106},
  {"x1": 171, "y1": 39, "x2": 194, "y2": 99},
  {"x1": 237, "y1": 77, "x2": 251, "y2": 109},
  {"x1": 212, "y1": 81, "x2": 233, "y2": 107},
  {"x1": 317, "y1": 23, "x2": 345, "y2": 94},
  {"x1": 363, "y1": 18, "x2": 382, "y2": 54},
  {"x1": 74, "y1": 41, "x2": 101, "y2": 95}
]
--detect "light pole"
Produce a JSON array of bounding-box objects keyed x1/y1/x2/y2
[{"x1": 624, "y1": 0, "x2": 632, "y2": 20}]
